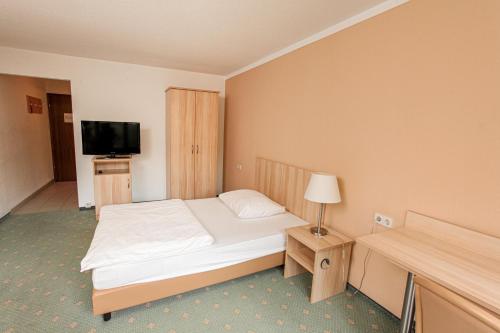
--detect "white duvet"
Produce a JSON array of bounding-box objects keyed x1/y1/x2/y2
[{"x1": 80, "y1": 199, "x2": 214, "y2": 271}]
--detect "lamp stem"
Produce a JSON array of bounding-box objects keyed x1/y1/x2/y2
[
  {"x1": 311, "y1": 202, "x2": 328, "y2": 236},
  {"x1": 318, "y1": 203, "x2": 324, "y2": 229}
]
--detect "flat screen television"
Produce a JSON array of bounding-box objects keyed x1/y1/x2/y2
[{"x1": 81, "y1": 120, "x2": 140, "y2": 156}]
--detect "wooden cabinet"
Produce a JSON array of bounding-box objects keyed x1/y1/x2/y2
[
  {"x1": 93, "y1": 158, "x2": 132, "y2": 219},
  {"x1": 166, "y1": 87, "x2": 219, "y2": 199},
  {"x1": 415, "y1": 276, "x2": 500, "y2": 333},
  {"x1": 284, "y1": 225, "x2": 353, "y2": 303}
]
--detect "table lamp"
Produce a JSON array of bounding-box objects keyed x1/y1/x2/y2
[{"x1": 304, "y1": 173, "x2": 341, "y2": 236}]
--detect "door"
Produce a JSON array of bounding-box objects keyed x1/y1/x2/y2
[
  {"x1": 112, "y1": 174, "x2": 132, "y2": 204},
  {"x1": 414, "y1": 276, "x2": 500, "y2": 333},
  {"x1": 194, "y1": 91, "x2": 218, "y2": 198},
  {"x1": 168, "y1": 89, "x2": 196, "y2": 199},
  {"x1": 94, "y1": 174, "x2": 131, "y2": 218},
  {"x1": 47, "y1": 94, "x2": 77, "y2": 181},
  {"x1": 94, "y1": 175, "x2": 113, "y2": 217}
]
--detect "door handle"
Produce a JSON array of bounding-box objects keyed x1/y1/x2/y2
[
  {"x1": 191, "y1": 145, "x2": 194, "y2": 154},
  {"x1": 196, "y1": 145, "x2": 199, "y2": 154}
]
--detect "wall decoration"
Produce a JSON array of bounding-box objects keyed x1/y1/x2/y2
[{"x1": 26, "y1": 95, "x2": 43, "y2": 114}]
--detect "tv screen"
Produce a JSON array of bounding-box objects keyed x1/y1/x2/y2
[{"x1": 81, "y1": 121, "x2": 140, "y2": 156}]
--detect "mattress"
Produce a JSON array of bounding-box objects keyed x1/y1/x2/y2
[
  {"x1": 81, "y1": 199, "x2": 214, "y2": 271},
  {"x1": 92, "y1": 197, "x2": 308, "y2": 289}
]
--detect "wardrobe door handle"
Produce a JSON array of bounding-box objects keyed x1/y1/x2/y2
[
  {"x1": 196, "y1": 145, "x2": 199, "y2": 154},
  {"x1": 191, "y1": 145, "x2": 194, "y2": 154}
]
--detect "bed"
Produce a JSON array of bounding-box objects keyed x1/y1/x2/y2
[{"x1": 87, "y1": 157, "x2": 320, "y2": 320}]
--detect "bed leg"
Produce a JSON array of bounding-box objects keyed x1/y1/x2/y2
[{"x1": 103, "y1": 312, "x2": 111, "y2": 321}]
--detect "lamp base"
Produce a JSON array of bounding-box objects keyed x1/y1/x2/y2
[{"x1": 310, "y1": 226, "x2": 328, "y2": 237}]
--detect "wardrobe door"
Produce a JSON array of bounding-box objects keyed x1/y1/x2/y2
[
  {"x1": 168, "y1": 89, "x2": 196, "y2": 199},
  {"x1": 194, "y1": 91, "x2": 218, "y2": 198}
]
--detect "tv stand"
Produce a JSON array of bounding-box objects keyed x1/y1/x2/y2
[{"x1": 93, "y1": 157, "x2": 132, "y2": 220}]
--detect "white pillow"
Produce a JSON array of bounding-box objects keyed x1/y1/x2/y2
[{"x1": 219, "y1": 189, "x2": 286, "y2": 219}]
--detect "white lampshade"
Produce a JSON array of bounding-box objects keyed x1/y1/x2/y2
[{"x1": 304, "y1": 173, "x2": 341, "y2": 204}]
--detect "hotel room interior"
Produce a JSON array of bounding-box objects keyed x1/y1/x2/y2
[{"x1": 0, "y1": 0, "x2": 499, "y2": 332}]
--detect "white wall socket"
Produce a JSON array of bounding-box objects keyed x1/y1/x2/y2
[{"x1": 374, "y1": 212, "x2": 393, "y2": 228}]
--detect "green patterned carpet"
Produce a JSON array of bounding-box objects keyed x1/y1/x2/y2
[{"x1": 0, "y1": 210, "x2": 399, "y2": 333}]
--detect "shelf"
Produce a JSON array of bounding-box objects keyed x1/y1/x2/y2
[
  {"x1": 287, "y1": 247, "x2": 315, "y2": 273},
  {"x1": 93, "y1": 157, "x2": 131, "y2": 163},
  {"x1": 95, "y1": 169, "x2": 130, "y2": 175}
]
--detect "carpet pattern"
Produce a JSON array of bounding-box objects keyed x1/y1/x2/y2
[{"x1": 0, "y1": 210, "x2": 400, "y2": 333}]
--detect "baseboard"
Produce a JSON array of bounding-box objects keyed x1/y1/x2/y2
[
  {"x1": 0, "y1": 212, "x2": 10, "y2": 223},
  {"x1": 346, "y1": 283, "x2": 402, "y2": 323},
  {"x1": 10, "y1": 179, "x2": 55, "y2": 213},
  {"x1": 79, "y1": 206, "x2": 95, "y2": 211}
]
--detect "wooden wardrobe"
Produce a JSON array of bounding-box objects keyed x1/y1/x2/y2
[{"x1": 166, "y1": 87, "x2": 219, "y2": 199}]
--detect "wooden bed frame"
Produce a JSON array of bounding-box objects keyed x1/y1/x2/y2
[{"x1": 92, "y1": 157, "x2": 319, "y2": 319}]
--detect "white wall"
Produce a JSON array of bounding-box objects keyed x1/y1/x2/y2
[
  {"x1": 44, "y1": 79, "x2": 72, "y2": 94},
  {"x1": 0, "y1": 47, "x2": 226, "y2": 208},
  {"x1": 0, "y1": 74, "x2": 54, "y2": 217}
]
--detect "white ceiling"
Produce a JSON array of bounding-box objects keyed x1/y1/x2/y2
[{"x1": 0, "y1": 0, "x2": 393, "y2": 75}]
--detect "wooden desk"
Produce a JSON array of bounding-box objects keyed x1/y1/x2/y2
[{"x1": 357, "y1": 211, "x2": 500, "y2": 333}]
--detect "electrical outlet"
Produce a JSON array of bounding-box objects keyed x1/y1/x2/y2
[{"x1": 374, "y1": 213, "x2": 393, "y2": 228}]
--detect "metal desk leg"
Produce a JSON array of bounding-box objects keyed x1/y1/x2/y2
[{"x1": 399, "y1": 272, "x2": 415, "y2": 333}]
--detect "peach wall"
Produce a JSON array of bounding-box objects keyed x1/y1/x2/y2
[
  {"x1": 0, "y1": 74, "x2": 55, "y2": 217},
  {"x1": 224, "y1": 0, "x2": 500, "y2": 315}
]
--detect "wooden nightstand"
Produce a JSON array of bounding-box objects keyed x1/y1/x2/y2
[{"x1": 284, "y1": 225, "x2": 354, "y2": 303}]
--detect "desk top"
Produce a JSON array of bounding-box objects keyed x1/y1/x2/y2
[
  {"x1": 357, "y1": 211, "x2": 500, "y2": 315},
  {"x1": 287, "y1": 225, "x2": 354, "y2": 252}
]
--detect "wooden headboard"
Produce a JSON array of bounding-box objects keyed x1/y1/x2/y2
[{"x1": 255, "y1": 157, "x2": 318, "y2": 224}]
